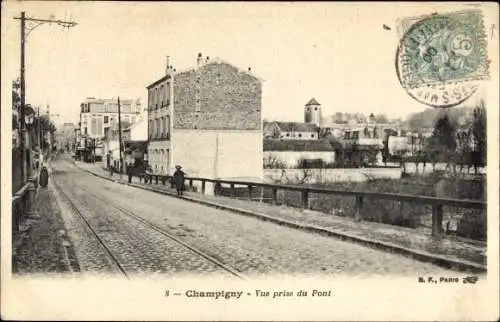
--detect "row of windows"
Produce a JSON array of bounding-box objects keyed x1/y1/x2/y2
[
  {"x1": 280, "y1": 133, "x2": 316, "y2": 138},
  {"x1": 149, "y1": 116, "x2": 170, "y2": 137},
  {"x1": 149, "y1": 148, "x2": 169, "y2": 154},
  {"x1": 344, "y1": 128, "x2": 383, "y2": 140},
  {"x1": 149, "y1": 83, "x2": 171, "y2": 109},
  {"x1": 83, "y1": 115, "x2": 135, "y2": 124},
  {"x1": 81, "y1": 103, "x2": 133, "y2": 113}
]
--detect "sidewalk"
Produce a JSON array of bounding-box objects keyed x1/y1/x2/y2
[
  {"x1": 12, "y1": 178, "x2": 79, "y2": 275},
  {"x1": 76, "y1": 161, "x2": 487, "y2": 273}
]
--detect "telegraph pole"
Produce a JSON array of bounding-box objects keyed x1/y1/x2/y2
[
  {"x1": 14, "y1": 11, "x2": 77, "y2": 181},
  {"x1": 118, "y1": 97, "x2": 124, "y2": 173},
  {"x1": 19, "y1": 12, "x2": 26, "y2": 183},
  {"x1": 47, "y1": 103, "x2": 50, "y2": 162},
  {"x1": 37, "y1": 106, "x2": 41, "y2": 152}
]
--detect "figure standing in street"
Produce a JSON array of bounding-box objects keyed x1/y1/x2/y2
[
  {"x1": 146, "y1": 164, "x2": 153, "y2": 184},
  {"x1": 173, "y1": 165, "x2": 186, "y2": 196},
  {"x1": 127, "y1": 162, "x2": 133, "y2": 184}
]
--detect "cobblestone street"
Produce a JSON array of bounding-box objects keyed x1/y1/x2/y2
[{"x1": 50, "y1": 158, "x2": 458, "y2": 277}]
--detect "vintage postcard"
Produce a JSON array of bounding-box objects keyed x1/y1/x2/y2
[{"x1": 1, "y1": 1, "x2": 498, "y2": 321}]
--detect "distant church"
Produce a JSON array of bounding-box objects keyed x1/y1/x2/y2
[
  {"x1": 304, "y1": 97, "x2": 322, "y2": 127},
  {"x1": 264, "y1": 98, "x2": 323, "y2": 140}
]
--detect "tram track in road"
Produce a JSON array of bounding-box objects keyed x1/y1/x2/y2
[
  {"x1": 52, "y1": 167, "x2": 247, "y2": 280},
  {"x1": 52, "y1": 159, "x2": 463, "y2": 276},
  {"x1": 52, "y1": 178, "x2": 130, "y2": 278},
  {"x1": 77, "y1": 185, "x2": 247, "y2": 281}
]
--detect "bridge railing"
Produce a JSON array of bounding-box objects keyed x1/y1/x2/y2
[
  {"x1": 12, "y1": 178, "x2": 35, "y2": 236},
  {"x1": 138, "y1": 172, "x2": 486, "y2": 238}
]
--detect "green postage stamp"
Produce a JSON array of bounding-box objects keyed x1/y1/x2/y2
[{"x1": 396, "y1": 10, "x2": 490, "y2": 108}]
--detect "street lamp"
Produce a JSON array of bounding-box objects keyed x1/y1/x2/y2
[{"x1": 24, "y1": 111, "x2": 34, "y2": 127}]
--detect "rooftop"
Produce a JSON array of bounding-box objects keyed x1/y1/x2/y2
[
  {"x1": 263, "y1": 139, "x2": 334, "y2": 152},
  {"x1": 146, "y1": 57, "x2": 262, "y2": 89},
  {"x1": 305, "y1": 97, "x2": 320, "y2": 106},
  {"x1": 274, "y1": 121, "x2": 318, "y2": 133},
  {"x1": 83, "y1": 98, "x2": 134, "y2": 104}
]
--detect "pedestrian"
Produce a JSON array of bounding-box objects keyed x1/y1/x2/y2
[
  {"x1": 173, "y1": 165, "x2": 186, "y2": 196},
  {"x1": 127, "y1": 163, "x2": 133, "y2": 184},
  {"x1": 145, "y1": 164, "x2": 152, "y2": 184}
]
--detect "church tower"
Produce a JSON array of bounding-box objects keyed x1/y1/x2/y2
[{"x1": 304, "y1": 97, "x2": 322, "y2": 127}]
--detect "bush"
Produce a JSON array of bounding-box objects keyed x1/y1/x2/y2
[
  {"x1": 263, "y1": 155, "x2": 286, "y2": 169},
  {"x1": 296, "y1": 158, "x2": 325, "y2": 169}
]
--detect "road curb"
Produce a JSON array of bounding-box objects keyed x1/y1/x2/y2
[
  {"x1": 75, "y1": 163, "x2": 486, "y2": 273},
  {"x1": 48, "y1": 178, "x2": 82, "y2": 274}
]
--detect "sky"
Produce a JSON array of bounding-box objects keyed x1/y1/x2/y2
[{"x1": 1, "y1": 1, "x2": 497, "y2": 126}]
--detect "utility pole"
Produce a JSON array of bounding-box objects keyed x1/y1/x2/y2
[
  {"x1": 118, "y1": 97, "x2": 123, "y2": 173},
  {"x1": 168, "y1": 57, "x2": 175, "y2": 176},
  {"x1": 19, "y1": 11, "x2": 26, "y2": 183},
  {"x1": 14, "y1": 11, "x2": 77, "y2": 181},
  {"x1": 37, "y1": 106, "x2": 41, "y2": 153},
  {"x1": 47, "y1": 103, "x2": 51, "y2": 163}
]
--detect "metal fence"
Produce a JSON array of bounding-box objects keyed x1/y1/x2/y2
[{"x1": 12, "y1": 182, "x2": 31, "y2": 236}]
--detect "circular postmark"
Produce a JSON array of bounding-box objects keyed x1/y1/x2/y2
[{"x1": 396, "y1": 11, "x2": 488, "y2": 108}]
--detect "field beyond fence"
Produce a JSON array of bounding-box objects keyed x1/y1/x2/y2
[{"x1": 218, "y1": 174, "x2": 486, "y2": 241}]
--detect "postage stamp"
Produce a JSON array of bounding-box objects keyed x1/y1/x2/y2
[{"x1": 396, "y1": 10, "x2": 490, "y2": 108}]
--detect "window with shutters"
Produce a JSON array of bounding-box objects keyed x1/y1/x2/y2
[
  {"x1": 166, "y1": 116, "x2": 170, "y2": 137},
  {"x1": 160, "y1": 85, "x2": 164, "y2": 107}
]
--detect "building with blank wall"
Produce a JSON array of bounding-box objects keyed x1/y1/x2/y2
[{"x1": 146, "y1": 53, "x2": 263, "y2": 193}]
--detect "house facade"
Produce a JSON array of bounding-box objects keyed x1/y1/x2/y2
[
  {"x1": 264, "y1": 121, "x2": 319, "y2": 140},
  {"x1": 146, "y1": 54, "x2": 263, "y2": 190},
  {"x1": 79, "y1": 97, "x2": 142, "y2": 139}
]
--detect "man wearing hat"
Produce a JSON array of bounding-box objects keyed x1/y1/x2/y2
[{"x1": 173, "y1": 165, "x2": 186, "y2": 196}]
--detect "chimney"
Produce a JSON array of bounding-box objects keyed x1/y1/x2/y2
[
  {"x1": 165, "y1": 56, "x2": 170, "y2": 75},
  {"x1": 197, "y1": 53, "x2": 203, "y2": 66}
]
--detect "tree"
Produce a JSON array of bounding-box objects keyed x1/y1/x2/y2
[
  {"x1": 318, "y1": 127, "x2": 332, "y2": 138},
  {"x1": 395, "y1": 147, "x2": 410, "y2": 176},
  {"x1": 33, "y1": 114, "x2": 57, "y2": 152},
  {"x1": 12, "y1": 82, "x2": 21, "y2": 130},
  {"x1": 369, "y1": 113, "x2": 375, "y2": 123},
  {"x1": 455, "y1": 130, "x2": 473, "y2": 174},
  {"x1": 333, "y1": 112, "x2": 344, "y2": 123},
  {"x1": 263, "y1": 154, "x2": 286, "y2": 169},
  {"x1": 429, "y1": 114, "x2": 457, "y2": 173},
  {"x1": 471, "y1": 101, "x2": 486, "y2": 173},
  {"x1": 374, "y1": 114, "x2": 389, "y2": 124},
  {"x1": 382, "y1": 128, "x2": 397, "y2": 164}
]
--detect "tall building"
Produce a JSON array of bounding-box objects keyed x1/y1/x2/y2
[
  {"x1": 79, "y1": 97, "x2": 141, "y2": 139},
  {"x1": 146, "y1": 53, "x2": 263, "y2": 187}
]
